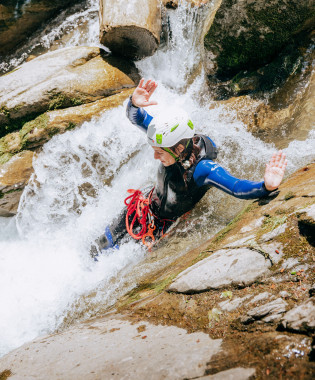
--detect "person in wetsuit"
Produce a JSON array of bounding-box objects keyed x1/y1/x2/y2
[{"x1": 96, "y1": 79, "x2": 287, "y2": 251}]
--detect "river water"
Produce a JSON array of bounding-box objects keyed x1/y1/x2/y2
[{"x1": 0, "y1": 0, "x2": 314, "y2": 358}]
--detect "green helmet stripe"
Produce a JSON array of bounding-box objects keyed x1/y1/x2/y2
[
  {"x1": 170, "y1": 124, "x2": 179, "y2": 132},
  {"x1": 156, "y1": 134, "x2": 163, "y2": 144},
  {"x1": 188, "y1": 120, "x2": 194, "y2": 130}
]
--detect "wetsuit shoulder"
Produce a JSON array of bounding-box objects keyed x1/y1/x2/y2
[
  {"x1": 126, "y1": 98, "x2": 153, "y2": 133},
  {"x1": 193, "y1": 160, "x2": 271, "y2": 199}
]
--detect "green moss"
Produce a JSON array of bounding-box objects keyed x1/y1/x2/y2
[
  {"x1": 154, "y1": 275, "x2": 177, "y2": 294},
  {"x1": 0, "y1": 111, "x2": 42, "y2": 139},
  {"x1": 0, "y1": 106, "x2": 10, "y2": 117},
  {"x1": 48, "y1": 93, "x2": 83, "y2": 111},
  {"x1": 262, "y1": 215, "x2": 287, "y2": 232},
  {"x1": 0, "y1": 152, "x2": 13, "y2": 165},
  {"x1": 0, "y1": 188, "x2": 22, "y2": 199},
  {"x1": 0, "y1": 136, "x2": 7, "y2": 155},
  {"x1": 19, "y1": 114, "x2": 49, "y2": 147},
  {"x1": 192, "y1": 250, "x2": 211, "y2": 266},
  {"x1": 66, "y1": 122, "x2": 76, "y2": 131},
  {"x1": 118, "y1": 274, "x2": 178, "y2": 310},
  {"x1": 204, "y1": 1, "x2": 314, "y2": 78},
  {"x1": 1, "y1": 93, "x2": 82, "y2": 139}
]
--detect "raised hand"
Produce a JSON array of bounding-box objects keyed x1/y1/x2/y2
[
  {"x1": 264, "y1": 150, "x2": 288, "y2": 191},
  {"x1": 131, "y1": 78, "x2": 158, "y2": 108}
]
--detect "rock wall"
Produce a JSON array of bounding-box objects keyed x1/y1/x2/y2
[
  {"x1": 0, "y1": 0, "x2": 80, "y2": 57},
  {"x1": 99, "y1": 0, "x2": 161, "y2": 60},
  {"x1": 0, "y1": 46, "x2": 137, "y2": 137},
  {"x1": 204, "y1": 0, "x2": 315, "y2": 79}
]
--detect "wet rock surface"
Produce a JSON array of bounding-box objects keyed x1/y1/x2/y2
[
  {"x1": 169, "y1": 248, "x2": 271, "y2": 293},
  {"x1": 0, "y1": 46, "x2": 136, "y2": 135},
  {"x1": 280, "y1": 297, "x2": 315, "y2": 334},
  {"x1": 208, "y1": 44, "x2": 315, "y2": 145},
  {"x1": 0, "y1": 150, "x2": 34, "y2": 216},
  {"x1": 0, "y1": 316, "x2": 222, "y2": 380},
  {"x1": 0, "y1": 0, "x2": 78, "y2": 57},
  {"x1": 99, "y1": 0, "x2": 161, "y2": 60},
  {"x1": 204, "y1": 0, "x2": 315, "y2": 78}
]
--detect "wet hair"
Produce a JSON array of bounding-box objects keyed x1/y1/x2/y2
[
  {"x1": 170, "y1": 136, "x2": 201, "y2": 169},
  {"x1": 170, "y1": 136, "x2": 201, "y2": 170}
]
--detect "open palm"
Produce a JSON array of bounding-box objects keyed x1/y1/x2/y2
[
  {"x1": 264, "y1": 151, "x2": 287, "y2": 191},
  {"x1": 131, "y1": 78, "x2": 158, "y2": 108}
]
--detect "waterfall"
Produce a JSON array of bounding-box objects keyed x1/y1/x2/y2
[{"x1": 0, "y1": 0, "x2": 314, "y2": 358}]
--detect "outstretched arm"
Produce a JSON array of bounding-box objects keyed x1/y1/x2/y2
[
  {"x1": 126, "y1": 79, "x2": 158, "y2": 133},
  {"x1": 194, "y1": 151, "x2": 287, "y2": 199},
  {"x1": 194, "y1": 161, "x2": 271, "y2": 199}
]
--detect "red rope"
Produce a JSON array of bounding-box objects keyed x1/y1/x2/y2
[{"x1": 124, "y1": 189, "x2": 155, "y2": 246}]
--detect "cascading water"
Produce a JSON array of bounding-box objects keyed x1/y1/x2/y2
[{"x1": 0, "y1": 0, "x2": 314, "y2": 358}]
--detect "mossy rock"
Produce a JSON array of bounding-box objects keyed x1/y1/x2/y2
[
  {"x1": 204, "y1": 0, "x2": 315, "y2": 79},
  {"x1": 48, "y1": 93, "x2": 84, "y2": 111}
]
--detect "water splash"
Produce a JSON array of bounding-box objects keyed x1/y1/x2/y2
[{"x1": 137, "y1": 0, "x2": 221, "y2": 90}]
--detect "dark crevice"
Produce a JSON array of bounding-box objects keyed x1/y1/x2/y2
[{"x1": 298, "y1": 221, "x2": 315, "y2": 247}]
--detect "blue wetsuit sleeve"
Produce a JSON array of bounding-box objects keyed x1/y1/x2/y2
[
  {"x1": 126, "y1": 98, "x2": 153, "y2": 133},
  {"x1": 193, "y1": 160, "x2": 271, "y2": 199}
]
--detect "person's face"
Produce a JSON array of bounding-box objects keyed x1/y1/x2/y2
[
  {"x1": 152, "y1": 144, "x2": 185, "y2": 166},
  {"x1": 152, "y1": 147, "x2": 176, "y2": 166}
]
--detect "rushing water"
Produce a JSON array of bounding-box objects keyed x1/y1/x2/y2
[{"x1": 0, "y1": 0, "x2": 314, "y2": 357}]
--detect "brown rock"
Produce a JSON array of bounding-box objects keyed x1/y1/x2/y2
[
  {"x1": 212, "y1": 68, "x2": 315, "y2": 144},
  {"x1": 0, "y1": 151, "x2": 34, "y2": 216},
  {"x1": 0, "y1": 1, "x2": 77, "y2": 56},
  {"x1": 0, "y1": 47, "x2": 135, "y2": 129},
  {"x1": 20, "y1": 88, "x2": 135, "y2": 150},
  {"x1": 99, "y1": 0, "x2": 161, "y2": 60}
]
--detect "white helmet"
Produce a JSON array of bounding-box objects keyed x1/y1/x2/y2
[{"x1": 147, "y1": 106, "x2": 195, "y2": 147}]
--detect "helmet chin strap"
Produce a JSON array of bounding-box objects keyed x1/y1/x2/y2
[
  {"x1": 162, "y1": 147, "x2": 179, "y2": 161},
  {"x1": 163, "y1": 139, "x2": 194, "y2": 167}
]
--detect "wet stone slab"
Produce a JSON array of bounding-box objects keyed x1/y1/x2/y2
[
  {"x1": 0, "y1": 316, "x2": 222, "y2": 380},
  {"x1": 280, "y1": 297, "x2": 315, "y2": 334},
  {"x1": 168, "y1": 248, "x2": 271, "y2": 293},
  {"x1": 219, "y1": 295, "x2": 252, "y2": 311},
  {"x1": 241, "y1": 298, "x2": 288, "y2": 324}
]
